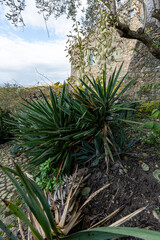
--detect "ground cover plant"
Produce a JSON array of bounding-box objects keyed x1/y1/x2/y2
[
  {"x1": 8, "y1": 65, "x2": 139, "y2": 175},
  {"x1": 136, "y1": 103, "x2": 160, "y2": 146},
  {"x1": 35, "y1": 159, "x2": 65, "y2": 192}
]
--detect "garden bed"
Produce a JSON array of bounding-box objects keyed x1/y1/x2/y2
[{"x1": 79, "y1": 142, "x2": 160, "y2": 239}]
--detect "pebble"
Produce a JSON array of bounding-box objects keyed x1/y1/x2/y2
[
  {"x1": 142, "y1": 152, "x2": 148, "y2": 157},
  {"x1": 119, "y1": 169, "x2": 124, "y2": 175}
]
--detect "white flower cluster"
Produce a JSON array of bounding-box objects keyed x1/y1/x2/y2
[{"x1": 66, "y1": 4, "x2": 118, "y2": 86}]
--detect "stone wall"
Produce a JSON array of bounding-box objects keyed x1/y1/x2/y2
[
  {"x1": 127, "y1": 41, "x2": 160, "y2": 99},
  {"x1": 71, "y1": 0, "x2": 160, "y2": 100}
]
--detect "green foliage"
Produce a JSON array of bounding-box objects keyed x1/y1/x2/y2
[
  {"x1": 9, "y1": 65, "x2": 138, "y2": 173},
  {"x1": 142, "y1": 107, "x2": 160, "y2": 145},
  {"x1": 0, "y1": 219, "x2": 17, "y2": 240},
  {"x1": 70, "y1": 66, "x2": 139, "y2": 162},
  {"x1": 0, "y1": 84, "x2": 25, "y2": 113},
  {"x1": 141, "y1": 132, "x2": 160, "y2": 145},
  {"x1": 144, "y1": 122, "x2": 160, "y2": 133},
  {"x1": 0, "y1": 83, "x2": 57, "y2": 114},
  {"x1": 10, "y1": 144, "x2": 23, "y2": 156},
  {"x1": 153, "y1": 169, "x2": 160, "y2": 183},
  {"x1": 144, "y1": 108, "x2": 160, "y2": 133},
  {"x1": 1, "y1": 0, "x2": 81, "y2": 27},
  {"x1": 1, "y1": 164, "x2": 160, "y2": 240},
  {"x1": 111, "y1": 128, "x2": 140, "y2": 156},
  {"x1": 9, "y1": 84, "x2": 77, "y2": 173},
  {"x1": 152, "y1": 109, "x2": 160, "y2": 120},
  {"x1": 35, "y1": 159, "x2": 64, "y2": 191},
  {"x1": 63, "y1": 227, "x2": 160, "y2": 240},
  {"x1": 74, "y1": 136, "x2": 105, "y2": 167},
  {"x1": 136, "y1": 100, "x2": 160, "y2": 116},
  {"x1": 0, "y1": 163, "x2": 59, "y2": 240}
]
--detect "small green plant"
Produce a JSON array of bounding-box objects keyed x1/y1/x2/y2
[
  {"x1": 136, "y1": 100, "x2": 160, "y2": 116},
  {"x1": 141, "y1": 132, "x2": 160, "y2": 145},
  {"x1": 35, "y1": 159, "x2": 64, "y2": 192},
  {"x1": 152, "y1": 109, "x2": 160, "y2": 120},
  {"x1": 155, "y1": 207, "x2": 160, "y2": 212},
  {"x1": 143, "y1": 107, "x2": 160, "y2": 144}
]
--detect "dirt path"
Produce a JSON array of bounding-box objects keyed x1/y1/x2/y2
[
  {"x1": 0, "y1": 142, "x2": 28, "y2": 202},
  {"x1": 0, "y1": 142, "x2": 28, "y2": 235}
]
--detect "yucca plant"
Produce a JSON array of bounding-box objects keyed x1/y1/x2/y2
[
  {"x1": 73, "y1": 135, "x2": 105, "y2": 167},
  {"x1": 9, "y1": 84, "x2": 79, "y2": 173},
  {"x1": 69, "y1": 64, "x2": 140, "y2": 169},
  {"x1": 110, "y1": 128, "x2": 140, "y2": 157},
  {"x1": 1, "y1": 163, "x2": 160, "y2": 240},
  {"x1": 8, "y1": 65, "x2": 140, "y2": 172}
]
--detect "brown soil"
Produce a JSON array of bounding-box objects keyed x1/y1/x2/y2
[{"x1": 80, "y1": 142, "x2": 160, "y2": 239}]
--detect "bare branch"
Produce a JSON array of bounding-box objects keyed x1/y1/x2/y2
[
  {"x1": 115, "y1": 20, "x2": 160, "y2": 59},
  {"x1": 42, "y1": 12, "x2": 50, "y2": 38}
]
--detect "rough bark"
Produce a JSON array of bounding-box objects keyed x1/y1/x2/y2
[
  {"x1": 107, "y1": 7, "x2": 160, "y2": 60},
  {"x1": 115, "y1": 21, "x2": 160, "y2": 60}
]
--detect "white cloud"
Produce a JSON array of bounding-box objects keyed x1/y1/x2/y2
[
  {"x1": 23, "y1": 0, "x2": 88, "y2": 37},
  {"x1": 0, "y1": 0, "x2": 88, "y2": 86},
  {"x1": 22, "y1": 0, "x2": 87, "y2": 38},
  {"x1": 0, "y1": 35, "x2": 71, "y2": 86},
  {"x1": 1, "y1": 0, "x2": 87, "y2": 37}
]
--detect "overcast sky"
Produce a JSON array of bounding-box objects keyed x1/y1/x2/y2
[{"x1": 0, "y1": 0, "x2": 86, "y2": 86}]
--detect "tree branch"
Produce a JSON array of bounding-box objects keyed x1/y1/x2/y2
[{"x1": 115, "y1": 20, "x2": 160, "y2": 59}]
